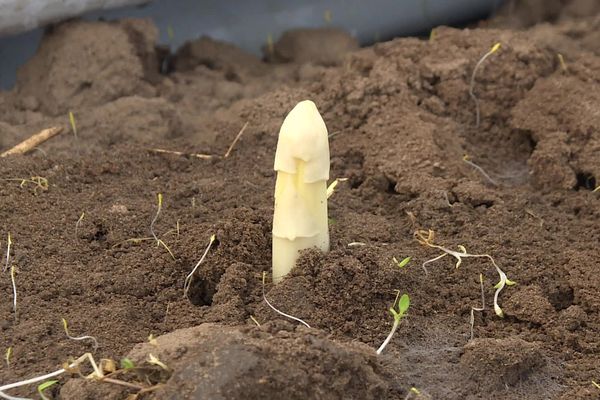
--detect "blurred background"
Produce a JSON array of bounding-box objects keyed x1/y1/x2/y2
[{"x1": 0, "y1": 0, "x2": 504, "y2": 89}]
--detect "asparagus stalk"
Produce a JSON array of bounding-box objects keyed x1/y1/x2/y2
[{"x1": 272, "y1": 100, "x2": 330, "y2": 283}]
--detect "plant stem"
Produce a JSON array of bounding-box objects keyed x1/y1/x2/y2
[{"x1": 376, "y1": 318, "x2": 399, "y2": 355}]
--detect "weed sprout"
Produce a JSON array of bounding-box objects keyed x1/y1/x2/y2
[{"x1": 377, "y1": 292, "x2": 410, "y2": 355}]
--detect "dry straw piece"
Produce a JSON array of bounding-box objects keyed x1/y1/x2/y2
[{"x1": 1, "y1": 127, "x2": 63, "y2": 157}]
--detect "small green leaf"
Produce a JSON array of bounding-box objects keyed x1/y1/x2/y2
[
  {"x1": 398, "y1": 294, "x2": 410, "y2": 315},
  {"x1": 120, "y1": 358, "x2": 135, "y2": 370},
  {"x1": 38, "y1": 380, "x2": 59, "y2": 400},
  {"x1": 394, "y1": 256, "x2": 411, "y2": 268},
  {"x1": 505, "y1": 278, "x2": 517, "y2": 286}
]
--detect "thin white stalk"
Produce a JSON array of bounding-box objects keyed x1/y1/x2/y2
[
  {"x1": 62, "y1": 319, "x2": 99, "y2": 350},
  {"x1": 262, "y1": 272, "x2": 310, "y2": 328},
  {"x1": 469, "y1": 43, "x2": 501, "y2": 128},
  {"x1": 470, "y1": 274, "x2": 485, "y2": 340},
  {"x1": 150, "y1": 194, "x2": 162, "y2": 243},
  {"x1": 75, "y1": 212, "x2": 85, "y2": 237},
  {"x1": 347, "y1": 242, "x2": 366, "y2": 247},
  {"x1": 0, "y1": 353, "x2": 102, "y2": 397},
  {"x1": 4, "y1": 233, "x2": 12, "y2": 272},
  {"x1": 421, "y1": 253, "x2": 447, "y2": 274},
  {"x1": 463, "y1": 157, "x2": 498, "y2": 187},
  {"x1": 376, "y1": 319, "x2": 399, "y2": 355},
  {"x1": 10, "y1": 266, "x2": 17, "y2": 314},
  {"x1": 183, "y1": 235, "x2": 216, "y2": 298}
]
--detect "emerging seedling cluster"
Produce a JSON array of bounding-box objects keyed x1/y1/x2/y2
[
  {"x1": 0, "y1": 351, "x2": 168, "y2": 399},
  {"x1": 113, "y1": 194, "x2": 179, "y2": 259},
  {"x1": 415, "y1": 229, "x2": 515, "y2": 318},
  {"x1": 3, "y1": 176, "x2": 49, "y2": 194}
]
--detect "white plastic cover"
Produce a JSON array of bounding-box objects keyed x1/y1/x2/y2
[{"x1": 0, "y1": 0, "x2": 149, "y2": 35}]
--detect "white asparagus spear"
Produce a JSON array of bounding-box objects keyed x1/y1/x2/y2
[{"x1": 272, "y1": 100, "x2": 330, "y2": 283}]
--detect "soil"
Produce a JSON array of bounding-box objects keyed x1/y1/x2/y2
[{"x1": 1, "y1": 1, "x2": 599, "y2": 399}]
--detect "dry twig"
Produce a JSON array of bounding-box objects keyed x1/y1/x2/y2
[
  {"x1": 224, "y1": 122, "x2": 249, "y2": 158},
  {"x1": 148, "y1": 148, "x2": 214, "y2": 160},
  {"x1": 1, "y1": 127, "x2": 63, "y2": 157}
]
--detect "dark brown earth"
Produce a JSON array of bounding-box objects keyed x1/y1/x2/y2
[{"x1": 1, "y1": 1, "x2": 599, "y2": 399}]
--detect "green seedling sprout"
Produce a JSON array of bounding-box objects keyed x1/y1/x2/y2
[
  {"x1": 37, "y1": 380, "x2": 58, "y2": 400},
  {"x1": 149, "y1": 193, "x2": 175, "y2": 260},
  {"x1": 147, "y1": 354, "x2": 169, "y2": 371},
  {"x1": 415, "y1": 229, "x2": 515, "y2": 318},
  {"x1": 3, "y1": 232, "x2": 11, "y2": 272},
  {"x1": 68, "y1": 111, "x2": 77, "y2": 138},
  {"x1": 62, "y1": 318, "x2": 99, "y2": 351},
  {"x1": 147, "y1": 334, "x2": 158, "y2": 346},
  {"x1": 150, "y1": 193, "x2": 162, "y2": 242},
  {"x1": 463, "y1": 154, "x2": 498, "y2": 187},
  {"x1": 75, "y1": 212, "x2": 85, "y2": 237},
  {"x1": 120, "y1": 358, "x2": 135, "y2": 370},
  {"x1": 557, "y1": 54, "x2": 568, "y2": 73},
  {"x1": 469, "y1": 273, "x2": 485, "y2": 340},
  {"x1": 266, "y1": 34, "x2": 275, "y2": 56},
  {"x1": 377, "y1": 292, "x2": 410, "y2": 355},
  {"x1": 393, "y1": 256, "x2": 411, "y2": 268},
  {"x1": 442, "y1": 191, "x2": 453, "y2": 207},
  {"x1": 183, "y1": 234, "x2": 216, "y2": 298},
  {"x1": 272, "y1": 101, "x2": 330, "y2": 283},
  {"x1": 166, "y1": 25, "x2": 175, "y2": 41},
  {"x1": 262, "y1": 272, "x2": 311, "y2": 328},
  {"x1": 429, "y1": 28, "x2": 437, "y2": 41},
  {"x1": 5, "y1": 347, "x2": 12, "y2": 368},
  {"x1": 326, "y1": 178, "x2": 348, "y2": 199},
  {"x1": 404, "y1": 386, "x2": 430, "y2": 400},
  {"x1": 469, "y1": 42, "x2": 501, "y2": 128}
]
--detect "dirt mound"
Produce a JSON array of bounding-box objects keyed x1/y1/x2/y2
[
  {"x1": 12, "y1": 19, "x2": 159, "y2": 117},
  {"x1": 61, "y1": 323, "x2": 390, "y2": 399}
]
